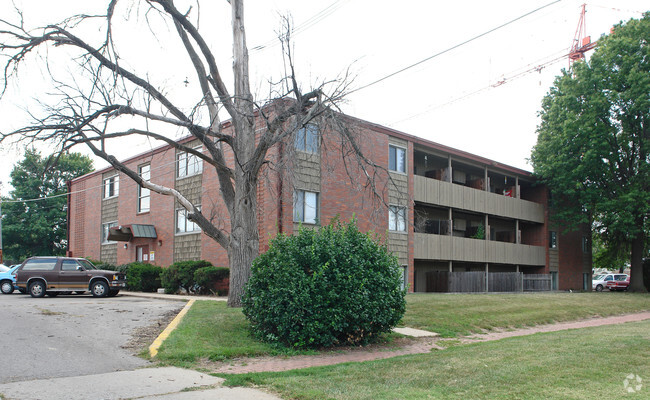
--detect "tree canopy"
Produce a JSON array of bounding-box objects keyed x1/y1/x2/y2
[
  {"x1": 0, "y1": 1, "x2": 384, "y2": 306},
  {"x1": 531, "y1": 13, "x2": 649, "y2": 291},
  {"x1": 1, "y1": 149, "x2": 93, "y2": 263}
]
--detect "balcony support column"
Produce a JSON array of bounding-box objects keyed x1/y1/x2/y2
[
  {"x1": 516, "y1": 219, "x2": 520, "y2": 244},
  {"x1": 515, "y1": 176, "x2": 520, "y2": 198},
  {"x1": 484, "y1": 166, "x2": 489, "y2": 192}
]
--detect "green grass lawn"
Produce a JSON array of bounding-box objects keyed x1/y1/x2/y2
[
  {"x1": 155, "y1": 301, "x2": 311, "y2": 364},
  {"x1": 155, "y1": 292, "x2": 649, "y2": 364},
  {"x1": 223, "y1": 320, "x2": 650, "y2": 399},
  {"x1": 402, "y1": 292, "x2": 650, "y2": 337}
]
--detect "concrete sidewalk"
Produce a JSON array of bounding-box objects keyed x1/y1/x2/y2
[
  {"x1": 120, "y1": 291, "x2": 227, "y2": 302},
  {"x1": 0, "y1": 367, "x2": 280, "y2": 400}
]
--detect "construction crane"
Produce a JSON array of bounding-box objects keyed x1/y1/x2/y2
[{"x1": 569, "y1": 3, "x2": 598, "y2": 65}]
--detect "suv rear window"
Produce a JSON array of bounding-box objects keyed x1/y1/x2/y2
[{"x1": 22, "y1": 259, "x2": 57, "y2": 271}]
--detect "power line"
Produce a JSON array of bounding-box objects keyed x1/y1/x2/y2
[
  {"x1": 389, "y1": 50, "x2": 569, "y2": 126},
  {"x1": 349, "y1": 0, "x2": 564, "y2": 95},
  {"x1": 250, "y1": 0, "x2": 348, "y2": 54}
]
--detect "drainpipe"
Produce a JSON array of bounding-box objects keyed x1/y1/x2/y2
[
  {"x1": 277, "y1": 142, "x2": 284, "y2": 234},
  {"x1": 66, "y1": 180, "x2": 72, "y2": 257}
]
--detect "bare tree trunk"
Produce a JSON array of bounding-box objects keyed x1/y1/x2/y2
[
  {"x1": 227, "y1": 170, "x2": 260, "y2": 306},
  {"x1": 628, "y1": 218, "x2": 647, "y2": 292}
]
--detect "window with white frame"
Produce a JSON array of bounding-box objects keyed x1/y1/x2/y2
[
  {"x1": 103, "y1": 175, "x2": 119, "y2": 199},
  {"x1": 389, "y1": 205, "x2": 407, "y2": 232},
  {"x1": 293, "y1": 190, "x2": 319, "y2": 224},
  {"x1": 102, "y1": 221, "x2": 118, "y2": 244},
  {"x1": 138, "y1": 164, "x2": 151, "y2": 213},
  {"x1": 176, "y1": 208, "x2": 201, "y2": 234},
  {"x1": 294, "y1": 124, "x2": 319, "y2": 153},
  {"x1": 177, "y1": 146, "x2": 203, "y2": 178},
  {"x1": 389, "y1": 144, "x2": 406, "y2": 173}
]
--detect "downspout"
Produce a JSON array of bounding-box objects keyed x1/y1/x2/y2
[
  {"x1": 277, "y1": 141, "x2": 284, "y2": 234},
  {"x1": 66, "y1": 180, "x2": 72, "y2": 257}
]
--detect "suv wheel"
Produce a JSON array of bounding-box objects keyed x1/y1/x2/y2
[
  {"x1": 1, "y1": 280, "x2": 14, "y2": 294},
  {"x1": 90, "y1": 281, "x2": 109, "y2": 298},
  {"x1": 29, "y1": 281, "x2": 47, "y2": 298},
  {"x1": 595, "y1": 284, "x2": 604, "y2": 292}
]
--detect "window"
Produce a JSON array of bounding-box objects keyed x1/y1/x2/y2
[
  {"x1": 138, "y1": 164, "x2": 151, "y2": 213},
  {"x1": 102, "y1": 221, "x2": 118, "y2": 244},
  {"x1": 61, "y1": 260, "x2": 81, "y2": 271},
  {"x1": 582, "y1": 236, "x2": 589, "y2": 253},
  {"x1": 177, "y1": 146, "x2": 203, "y2": 178},
  {"x1": 294, "y1": 124, "x2": 319, "y2": 153},
  {"x1": 549, "y1": 231, "x2": 557, "y2": 249},
  {"x1": 389, "y1": 145, "x2": 406, "y2": 173},
  {"x1": 389, "y1": 205, "x2": 407, "y2": 232},
  {"x1": 103, "y1": 175, "x2": 119, "y2": 199},
  {"x1": 176, "y1": 208, "x2": 201, "y2": 234},
  {"x1": 21, "y1": 259, "x2": 57, "y2": 271},
  {"x1": 293, "y1": 190, "x2": 319, "y2": 224}
]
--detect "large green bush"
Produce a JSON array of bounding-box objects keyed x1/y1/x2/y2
[
  {"x1": 194, "y1": 266, "x2": 229, "y2": 295},
  {"x1": 242, "y1": 219, "x2": 406, "y2": 348},
  {"x1": 125, "y1": 262, "x2": 162, "y2": 292},
  {"x1": 161, "y1": 260, "x2": 213, "y2": 294}
]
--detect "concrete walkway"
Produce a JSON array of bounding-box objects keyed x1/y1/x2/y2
[
  {"x1": 0, "y1": 367, "x2": 281, "y2": 400},
  {"x1": 121, "y1": 291, "x2": 227, "y2": 302},
  {"x1": 204, "y1": 311, "x2": 650, "y2": 374}
]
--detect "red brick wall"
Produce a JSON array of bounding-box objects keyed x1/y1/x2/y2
[
  {"x1": 317, "y1": 125, "x2": 389, "y2": 234},
  {"x1": 115, "y1": 148, "x2": 176, "y2": 266},
  {"x1": 69, "y1": 174, "x2": 102, "y2": 260},
  {"x1": 558, "y1": 225, "x2": 589, "y2": 291}
]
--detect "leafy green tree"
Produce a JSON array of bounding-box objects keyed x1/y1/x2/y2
[
  {"x1": 531, "y1": 13, "x2": 649, "y2": 292},
  {"x1": 1, "y1": 149, "x2": 93, "y2": 261}
]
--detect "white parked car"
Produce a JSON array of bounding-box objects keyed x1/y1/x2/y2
[{"x1": 592, "y1": 273, "x2": 628, "y2": 292}]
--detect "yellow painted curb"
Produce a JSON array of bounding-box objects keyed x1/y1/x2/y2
[{"x1": 149, "y1": 299, "x2": 196, "y2": 358}]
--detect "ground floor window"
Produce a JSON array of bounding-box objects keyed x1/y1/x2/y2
[
  {"x1": 102, "y1": 221, "x2": 118, "y2": 244},
  {"x1": 400, "y1": 265, "x2": 408, "y2": 291}
]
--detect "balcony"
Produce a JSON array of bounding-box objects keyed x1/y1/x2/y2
[
  {"x1": 414, "y1": 233, "x2": 546, "y2": 266},
  {"x1": 414, "y1": 175, "x2": 544, "y2": 223}
]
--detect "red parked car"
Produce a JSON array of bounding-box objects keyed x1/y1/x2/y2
[{"x1": 606, "y1": 275, "x2": 630, "y2": 291}]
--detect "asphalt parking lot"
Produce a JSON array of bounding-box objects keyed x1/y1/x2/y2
[{"x1": 0, "y1": 292, "x2": 184, "y2": 384}]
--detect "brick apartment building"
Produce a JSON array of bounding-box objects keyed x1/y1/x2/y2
[{"x1": 67, "y1": 112, "x2": 592, "y2": 292}]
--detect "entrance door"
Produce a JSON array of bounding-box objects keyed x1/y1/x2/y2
[{"x1": 136, "y1": 245, "x2": 150, "y2": 263}]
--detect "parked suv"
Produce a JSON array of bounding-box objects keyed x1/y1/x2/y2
[
  {"x1": 15, "y1": 257, "x2": 126, "y2": 298},
  {"x1": 592, "y1": 273, "x2": 628, "y2": 292}
]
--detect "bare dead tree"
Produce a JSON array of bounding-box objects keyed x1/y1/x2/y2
[{"x1": 0, "y1": 0, "x2": 403, "y2": 306}]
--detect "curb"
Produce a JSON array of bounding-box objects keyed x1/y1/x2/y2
[
  {"x1": 149, "y1": 299, "x2": 196, "y2": 357},
  {"x1": 121, "y1": 291, "x2": 227, "y2": 302}
]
